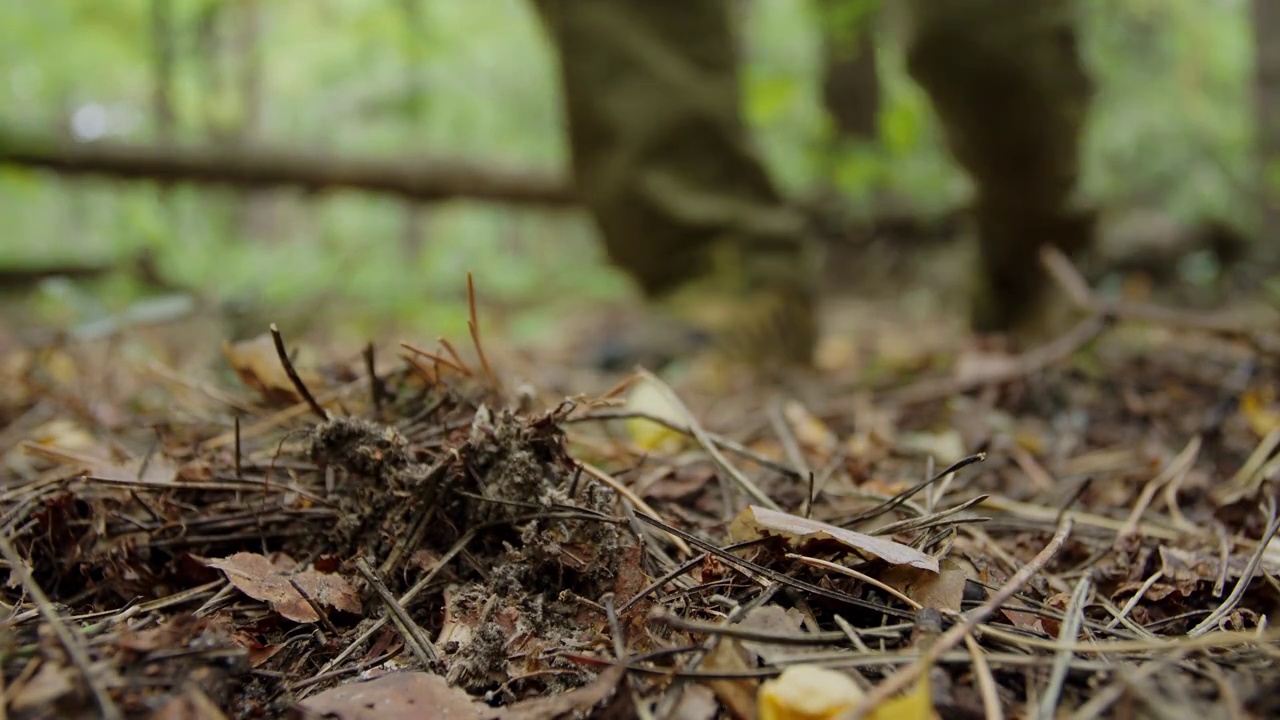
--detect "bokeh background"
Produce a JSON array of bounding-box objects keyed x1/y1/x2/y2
[{"x1": 0, "y1": 0, "x2": 1265, "y2": 349}]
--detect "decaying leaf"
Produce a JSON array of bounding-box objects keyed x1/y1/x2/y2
[
  {"x1": 200, "y1": 552, "x2": 360, "y2": 623},
  {"x1": 729, "y1": 506, "x2": 940, "y2": 573},
  {"x1": 151, "y1": 685, "x2": 229, "y2": 720},
  {"x1": 495, "y1": 665, "x2": 629, "y2": 720},
  {"x1": 880, "y1": 559, "x2": 970, "y2": 613},
  {"x1": 223, "y1": 333, "x2": 324, "y2": 405},
  {"x1": 701, "y1": 638, "x2": 759, "y2": 720},
  {"x1": 117, "y1": 614, "x2": 231, "y2": 654},
  {"x1": 782, "y1": 400, "x2": 838, "y2": 463},
  {"x1": 737, "y1": 604, "x2": 809, "y2": 666},
  {"x1": 21, "y1": 433, "x2": 179, "y2": 484},
  {"x1": 298, "y1": 667, "x2": 629, "y2": 720},
  {"x1": 1157, "y1": 544, "x2": 1280, "y2": 596},
  {"x1": 297, "y1": 671, "x2": 490, "y2": 720},
  {"x1": 8, "y1": 660, "x2": 80, "y2": 713},
  {"x1": 1000, "y1": 607, "x2": 1045, "y2": 634}
]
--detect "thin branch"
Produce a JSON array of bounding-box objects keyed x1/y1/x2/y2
[
  {"x1": 354, "y1": 558, "x2": 439, "y2": 663},
  {"x1": 401, "y1": 342, "x2": 469, "y2": 376},
  {"x1": 0, "y1": 125, "x2": 578, "y2": 207},
  {"x1": 269, "y1": 323, "x2": 329, "y2": 421},
  {"x1": 466, "y1": 273, "x2": 500, "y2": 391}
]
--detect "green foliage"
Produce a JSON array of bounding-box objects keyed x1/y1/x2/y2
[{"x1": 1079, "y1": 0, "x2": 1252, "y2": 223}]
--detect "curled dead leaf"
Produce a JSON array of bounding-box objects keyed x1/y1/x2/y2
[
  {"x1": 730, "y1": 506, "x2": 939, "y2": 573},
  {"x1": 782, "y1": 400, "x2": 838, "y2": 463},
  {"x1": 701, "y1": 638, "x2": 759, "y2": 720},
  {"x1": 297, "y1": 672, "x2": 489, "y2": 720},
  {"x1": 880, "y1": 559, "x2": 970, "y2": 613},
  {"x1": 223, "y1": 333, "x2": 325, "y2": 405},
  {"x1": 200, "y1": 552, "x2": 360, "y2": 624}
]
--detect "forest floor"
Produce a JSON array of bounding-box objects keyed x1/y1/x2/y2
[{"x1": 3, "y1": 247, "x2": 1280, "y2": 720}]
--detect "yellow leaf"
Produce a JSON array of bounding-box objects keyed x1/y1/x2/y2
[
  {"x1": 1241, "y1": 385, "x2": 1280, "y2": 437},
  {"x1": 759, "y1": 665, "x2": 863, "y2": 720},
  {"x1": 623, "y1": 377, "x2": 688, "y2": 452},
  {"x1": 783, "y1": 400, "x2": 838, "y2": 463},
  {"x1": 759, "y1": 665, "x2": 938, "y2": 720},
  {"x1": 868, "y1": 675, "x2": 937, "y2": 720}
]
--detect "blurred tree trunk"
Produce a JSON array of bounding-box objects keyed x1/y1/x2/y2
[
  {"x1": 232, "y1": 0, "x2": 280, "y2": 246},
  {"x1": 195, "y1": 0, "x2": 277, "y2": 245},
  {"x1": 816, "y1": 0, "x2": 880, "y2": 145},
  {"x1": 810, "y1": 0, "x2": 883, "y2": 228},
  {"x1": 151, "y1": 0, "x2": 176, "y2": 145},
  {"x1": 150, "y1": 0, "x2": 179, "y2": 266},
  {"x1": 399, "y1": 0, "x2": 429, "y2": 260},
  {"x1": 1254, "y1": 0, "x2": 1280, "y2": 271}
]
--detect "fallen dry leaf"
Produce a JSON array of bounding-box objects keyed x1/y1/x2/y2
[
  {"x1": 496, "y1": 665, "x2": 629, "y2": 720},
  {"x1": 782, "y1": 400, "x2": 838, "y2": 463},
  {"x1": 117, "y1": 614, "x2": 231, "y2": 654},
  {"x1": 200, "y1": 552, "x2": 360, "y2": 623},
  {"x1": 297, "y1": 672, "x2": 490, "y2": 720},
  {"x1": 701, "y1": 638, "x2": 759, "y2": 720},
  {"x1": 151, "y1": 685, "x2": 229, "y2": 720},
  {"x1": 21, "y1": 436, "x2": 179, "y2": 485},
  {"x1": 1000, "y1": 606, "x2": 1046, "y2": 634},
  {"x1": 8, "y1": 660, "x2": 79, "y2": 713},
  {"x1": 729, "y1": 506, "x2": 940, "y2": 573},
  {"x1": 736, "y1": 605, "x2": 808, "y2": 666},
  {"x1": 623, "y1": 376, "x2": 689, "y2": 452},
  {"x1": 223, "y1": 333, "x2": 324, "y2": 405},
  {"x1": 880, "y1": 559, "x2": 970, "y2": 613}
]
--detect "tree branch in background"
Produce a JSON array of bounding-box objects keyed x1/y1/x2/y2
[{"x1": 0, "y1": 126, "x2": 579, "y2": 208}]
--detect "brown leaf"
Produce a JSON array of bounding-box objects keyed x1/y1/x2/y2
[
  {"x1": 881, "y1": 559, "x2": 970, "y2": 612},
  {"x1": 229, "y1": 629, "x2": 285, "y2": 669},
  {"x1": 223, "y1": 333, "x2": 324, "y2": 405},
  {"x1": 9, "y1": 660, "x2": 79, "y2": 713},
  {"x1": 729, "y1": 505, "x2": 940, "y2": 572},
  {"x1": 296, "y1": 672, "x2": 489, "y2": 720},
  {"x1": 21, "y1": 435, "x2": 179, "y2": 485},
  {"x1": 497, "y1": 665, "x2": 629, "y2": 720},
  {"x1": 151, "y1": 686, "x2": 229, "y2": 720},
  {"x1": 200, "y1": 552, "x2": 360, "y2": 623},
  {"x1": 736, "y1": 605, "x2": 807, "y2": 666},
  {"x1": 782, "y1": 400, "x2": 838, "y2": 463},
  {"x1": 118, "y1": 614, "x2": 229, "y2": 653},
  {"x1": 999, "y1": 607, "x2": 1045, "y2": 634},
  {"x1": 701, "y1": 638, "x2": 758, "y2": 720}
]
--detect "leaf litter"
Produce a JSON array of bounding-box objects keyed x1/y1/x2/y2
[{"x1": 1, "y1": 266, "x2": 1280, "y2": 718}]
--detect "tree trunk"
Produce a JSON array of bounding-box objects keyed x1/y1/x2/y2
[
  {"x1": 816, "y1": 0, "x2": 881, "y2": 144},
  {"x1": 1254, "y1": 0, "x2": 1280, "y2": 272},
  {"x1": 399, "y1": 0, "x2": 430, "y2": 260}
]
